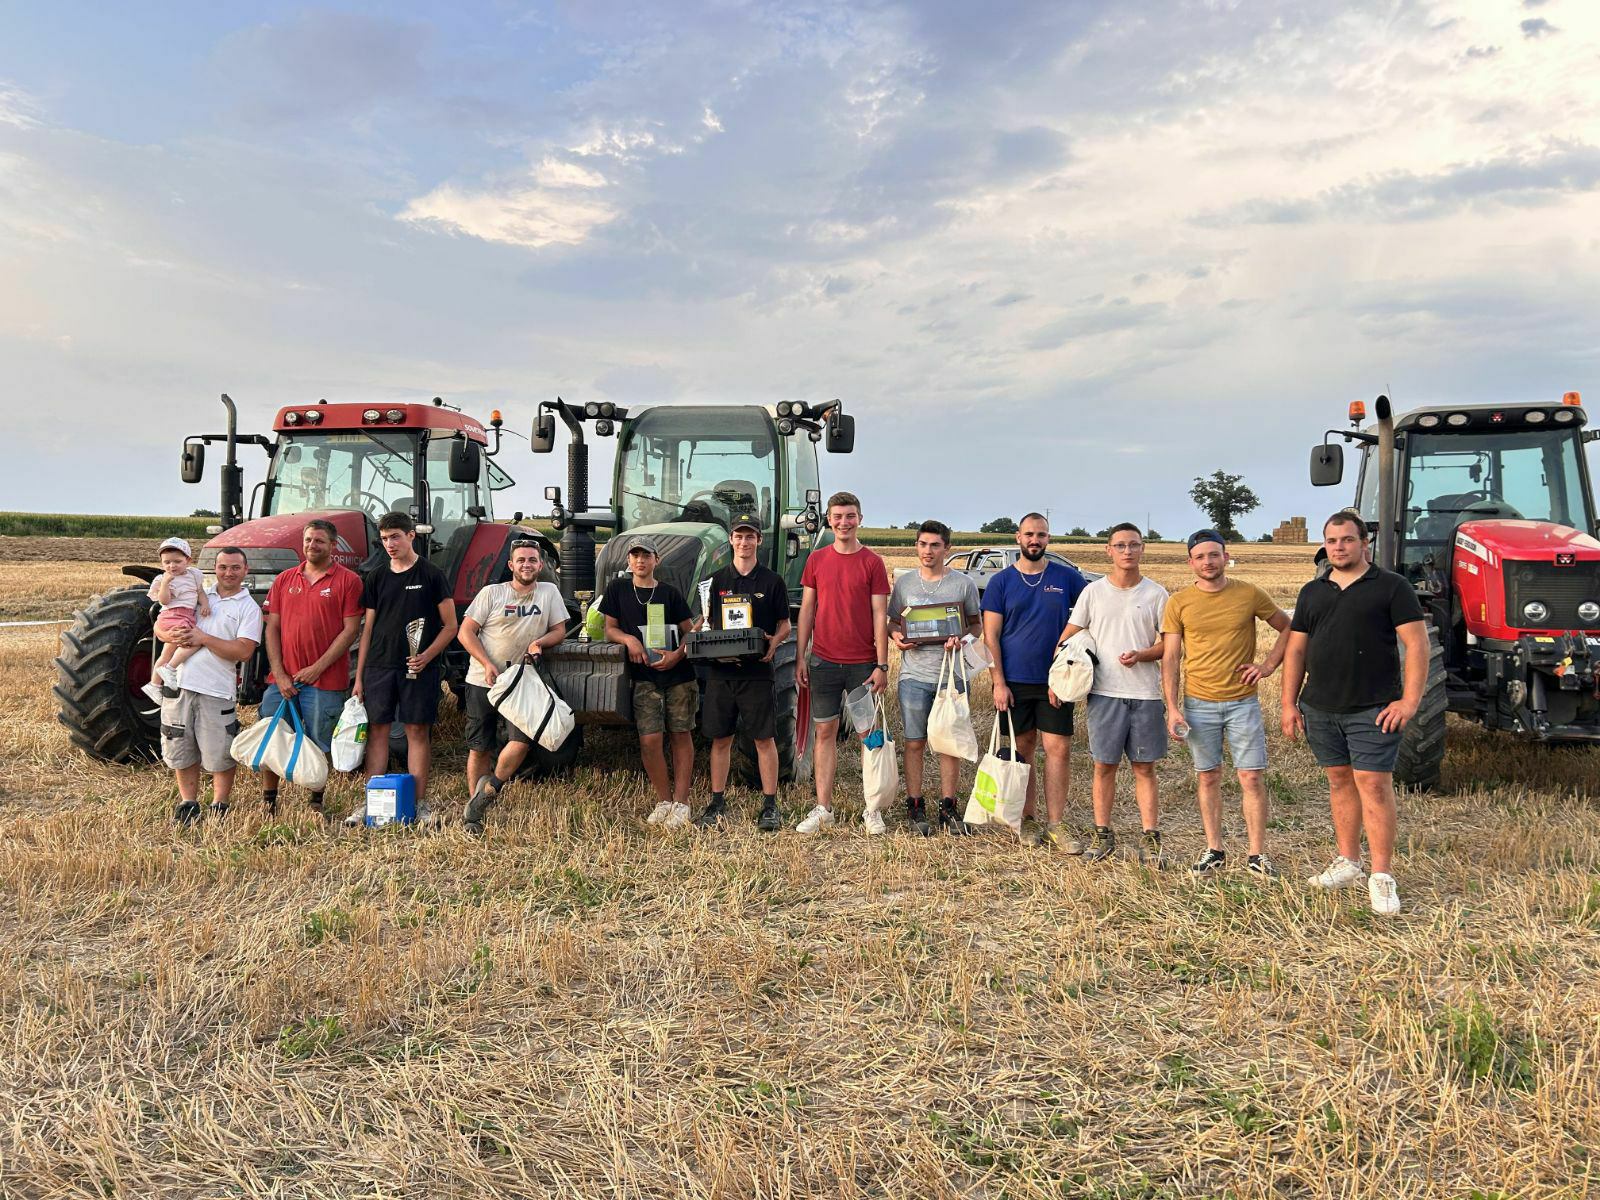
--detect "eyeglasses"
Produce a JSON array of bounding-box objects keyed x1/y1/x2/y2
[{"x1": 1109, "y1": 542, "x2": 1143, "y2": 551}]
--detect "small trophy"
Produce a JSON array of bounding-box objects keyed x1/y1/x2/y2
[{"x1": 404, "y1": 618, "x2": 426, "y2": 679}]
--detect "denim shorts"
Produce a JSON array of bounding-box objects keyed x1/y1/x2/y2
[
  {"x1": 1086, "y1": 694, "x2": 1168, "y2": 764},
  {"x1": 259, "y1": 682, "x2": 345, "y2": 751},
  {"x1": 1301, "y1": 703, "x2": 1403, "y2": 773},
  {"x1": 809, "y1": 657, "x2": 875, "y2": 724},
  {"x1": 1183, "y1": 696, "x2": 1267, "y2": 772},
  {"x1": 898, "y1": 673, "x2": 964, "y2": 742}
]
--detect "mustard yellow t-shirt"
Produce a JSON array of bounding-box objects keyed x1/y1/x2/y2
[{"x1": 1161, "y1": 579, "x2": 1280, "y2": 702}]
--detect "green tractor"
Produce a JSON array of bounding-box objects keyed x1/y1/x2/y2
[{"x1": 534, "y1": 399, "x2": 855, "y2": 782}]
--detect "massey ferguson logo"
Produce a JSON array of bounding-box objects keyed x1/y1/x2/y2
[{"x1": 1556, "y1": 552, "x2": 1577, "y2": 567}]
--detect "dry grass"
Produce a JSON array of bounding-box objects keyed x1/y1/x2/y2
[{"x1": 3, "y1": 555, "x2": 1600, "y2": 1198}]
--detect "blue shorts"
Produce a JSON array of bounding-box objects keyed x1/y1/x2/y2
[
  {"x1": 1183, "y1": 696, "x2": 1267, "y2": 773},
  {"x1": 898, "y1": 674, "x2": 964, "y2": 743},
  {"x1": 259, "y1": 682, "x2": 345, "y2": 752}
]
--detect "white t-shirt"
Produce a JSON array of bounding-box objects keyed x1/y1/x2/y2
[
  {"x1": 175, "y1": 587, "x2": 264, "y2": 701},
  {"x1": 463, "y1": 580, "x2": 570, "y2": 686},
  {"x1": 1067, "y1": 575, "x2": 1168, "y2": 700}
]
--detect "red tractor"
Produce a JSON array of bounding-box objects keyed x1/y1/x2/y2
[
  {"x1": 55, "y1": 394, "x2": 549, "y2": 763},
  {"x1": 1310, "y1": 392, "x2": 1600, "y2": 787}
]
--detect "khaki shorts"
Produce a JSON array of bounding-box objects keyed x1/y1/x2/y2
[
  {"x1": 633, "y1": 679, "x2": 698, "y2": 737},
  {"x1": 161, "y1": 689, "x2": 241, "y2": 774}
]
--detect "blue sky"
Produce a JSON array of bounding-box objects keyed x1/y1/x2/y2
[{"x1": 3, "y1": 1, "x2": 1599, "y2": 537}]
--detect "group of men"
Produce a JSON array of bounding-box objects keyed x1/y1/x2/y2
[{"x1": 154, "y1": 497, "x2": 1423, "y2": 915}]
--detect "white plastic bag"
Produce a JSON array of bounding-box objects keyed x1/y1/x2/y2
[
  {"x1": 1048, "y1": 629, "x2": 1099, "y2": 705},
  {"x1": 231, "y1": 696, "x2": 330, "y2": 790},
  {"x1": 926, "y1": 648, "x2": 979, "y2": 762},
  {"x1": 963, "y1": 711, "x2": 1030, "y2": 832},
  {"x1": 861, "y1": 695, "x2": 898, "y2": 815},
  {"x1": 487, "y1": 659, "x2": 575, "y2": 751},
  {"x1": 329, "y1": 694, "x2": 368, "y2": 772}
]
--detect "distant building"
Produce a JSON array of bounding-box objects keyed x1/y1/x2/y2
[{"x1": 1271, "y1": 516, "x2": 1310, "y2": 544}]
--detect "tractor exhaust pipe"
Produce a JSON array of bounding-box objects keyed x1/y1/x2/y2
[
  {"x1": 1375, "y1": 394, "x2": 1396, "y2": 572},
  {"x1": 555, "y1": 401, "x2": 596, "y2": 601},
  {"x1": 220, "y1": 393, "x2": 244, "y2": 530}
]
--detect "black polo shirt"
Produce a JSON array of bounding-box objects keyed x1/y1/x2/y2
[{"x1": 1291, "y1": 565, "x2": 1425, "y2": 712}]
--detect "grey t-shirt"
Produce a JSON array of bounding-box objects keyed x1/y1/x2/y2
[
  {"x1": 889, "y1": 570, "x2": 980, "y2": 684},
  {"x1": 463, "y1": 580, "x2": 570, "y2": 687},
  {"x1": 1067, "y1": 575, "x2": 1168, "y2": 700}
]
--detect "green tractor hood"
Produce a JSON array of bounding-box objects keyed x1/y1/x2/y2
[{"x1": 592, "y1": 520, "x2": 733, "y2": 615}]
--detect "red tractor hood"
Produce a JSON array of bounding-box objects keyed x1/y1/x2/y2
[
  {"x1": 1456, "y1": 519, "x2": 1600, "y2": 563},
  {"x1": 203, "y1": 510, "x2": 369, "y2": 569}
]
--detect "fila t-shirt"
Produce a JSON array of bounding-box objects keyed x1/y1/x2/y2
[
  {"x1": 463, "y1": 580, "x2": 570, "y2": 686},
  {"x1": 262, "y1": 562, "x2": 364, "y2": 690}
]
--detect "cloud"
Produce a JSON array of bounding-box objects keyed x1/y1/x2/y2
[
  {"x1": 398, "y1": 173, "x2": 617, "y2": 249},
  {"x1": 1520, "y1": 18, "x2": 1557, "y2": 38},
  {"x1": 0, "y1": 81, "x2": 40, "y2": 129}
]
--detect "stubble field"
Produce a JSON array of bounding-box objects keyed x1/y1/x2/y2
[{"x1": 2, "y1": 539, "x2": 1599, "y2": 1198}]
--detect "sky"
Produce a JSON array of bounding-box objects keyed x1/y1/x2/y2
[{"x1": 3, "y1": 0, "x2": 1600, "y2": 539}]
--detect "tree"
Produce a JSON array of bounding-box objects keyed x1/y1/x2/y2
[
  {"x1": 190, "y1": 508, "x2": 219, "y2": 518},
  {"x1": 903, "y1": 521, "x2": 920, "y2": 530},
  {"x1": 1068, "y1": 526, "x2": 1091, "y2": 538},
  {"x1": 1146, "y1": 528, "x2": 1162, "y2": 541},
  {"x1": 1190, "y1": 471, "x2": 1260, "y2": 540},
  {"x1": 980, "y1": 516, "x2": 1018, "y2": 534},
  {"x1": 1258, "y1": 532, "x2": 1274, "y2": 543},
  {"x1": 1094, "y1": 527, "x2": 1112, "y2": 539}
]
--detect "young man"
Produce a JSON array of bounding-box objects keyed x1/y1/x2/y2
[
  {"x1": 600, "y1": 536, "x2": 698, "y2": 826},
  {"x1": 795, "y1": 492, "x2": 891, "y2": 834},
  {"x1": 259, "y1": 518, "x2": 363, "y2": 818},
  {"x1": 1281, "y1": 512, "x2": 1428, "y2": 915},
  {"x1": 982, "y1": 513, "x2": 1089, "y2": 849},
  {"x1": 1056, "y1": 522, "x2": 1168, "y2": 865},
  {"x1": 1160, "y1": 529, "x2": 1292, "y2": 877},
  {"x1": 350, "y1": 512, "x2": 457, "y2": 825},
  {"x1": 889, "y1": 519, "x2": 980, "y2": 835},
  {"x1": 458, "y1": 538, "x2": 570, "y2": 835},
  {"x1": 694, "y1": 514, "x2": 792, "y2": 831},
  {"x1": 156, "y1": 547, "x2": 262, "y2": 825}
]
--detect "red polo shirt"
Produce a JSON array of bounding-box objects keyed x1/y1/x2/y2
[{"x1": 263, "y1": 562, "x2": 364, "y2": 689}]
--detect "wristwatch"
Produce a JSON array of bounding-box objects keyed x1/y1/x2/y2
[{"x1": 876, "y1": 662, "x2": 889, "y2": 672}]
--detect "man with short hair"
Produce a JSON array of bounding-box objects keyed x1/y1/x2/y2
[
  {"x1": 157, "y1": 547, "x2": 262, "y2": 825},
  {"x1": 349, "y1": 512, "x2": 457, "y2": 825},
  {"x1": 1282, "y1": 512, "x2": 1428, "y2": 915},
  {"x1": 982, "y1": 513, "x2": 1089, "y2": 849},
  {"x1": 1160, "y1": 529, "x2": 1292, "y2": 877},
  {"x1": 259, "y1": 519, "x2": 363, "y2": 818},
  {"x1": 459, "y1": 538, "x2": 570, "y2": 835},
  {"x1": 600, "y1": 536, "x2": 698, "y2": 826},
  {"x1": 889, "y1": 519, "x2": 980, "y2": 836},
  {"x1": 795, "y1": 491, "x2": 891, "y2": 834},
  {"x1": 1056, "y1": 522, "x2": 1168, "y2": 865},
  {"x1": 694, "y1": 514, "x2": 792, "y2": 831}
]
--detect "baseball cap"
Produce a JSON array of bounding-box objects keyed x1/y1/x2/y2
[
  {"x1": 730, "y1": 513, "x2": 761, "y2": 533},
  {"x1": 1186, "y1": 528, "x2": 1225, "y2": 551},
  {"x1": 159, "y1": 536, "x2": 193, "y2": 557},
  {"x1": 624, "y1": 535, "x2": 658, "y2": 556}
]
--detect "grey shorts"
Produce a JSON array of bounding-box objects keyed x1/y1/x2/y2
[
  {"x1": 160, "y1": 689, "x2": 241, "y2": 774},
  {"x1": 809, "y1": 657, "x2": 875, "y2": 724},
  {"x1": 1301, "y1": 703, "x2": 1403, "y2": 773},
  {"x1": 1086, "y1": 694, "x2": 1168, "y2": 764}
]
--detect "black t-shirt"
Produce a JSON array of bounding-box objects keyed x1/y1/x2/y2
[
  {"x1": 706, "y1": 562, "x2": 790, "y2": 679},
  {"x1": 1291, "y1": 566, "x2": 1426, "y2": 712},
  {"x1": 598, "y1": 576, "x2": 696, "y2": 686},
  {"x1": 362, "y1": 557, "x2": 452, "y2": 670}
]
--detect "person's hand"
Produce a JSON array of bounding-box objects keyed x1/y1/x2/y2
[
  {"x1": 291, "y1": 666, "x2": 320, "y2": 687},
  {"x1": 761, "y1": 635, "x2": 779, "y2": 663},
  {"x1": 1119, "y1": 650, "x2": 1140, "y2": 668},
  {"x1": 276, "y1": 674, "x2": 299, "y2": 699},
  {"x1": 1376, "y1": 698, "x2": 1419, "y2": 733},
  {"x1": 1166, "y1": 707, "x2": 1187, "y2": 739},
  {"x1": 353, "y1": 674, "x2": 364, "y2": 702},
  {"x1": 796, "y1": 656, "x2": 810, "y2": 689},
  {"x1": 625, "y1": 639, "x2": 649, "y2": 666},
  {"x1": 992, "y1": 681, "x2": 1013, "y2": 711},
  {"x1": 1047, "y1": 686, "x2": 1062, "y2": 708},
  {"x1": 526, "y1": 641, "x2": 544, "y2": 660},
  {"x1": 891, "y1": 631, "x2": 914, "y2": 652},
  {"x1": 406, "y1": 653, "x2": 429, "y2": 675},
  {"x1": 1238, "y1": 661, "x2": 1273, "y2": 686},
  {"x1": 944, "y1": 635, "x2": 962, "y2": 651},
  {"x1": 868, "y1": 666, "x2": 888, "y2": 695},
  {"x1": 651, "y1": 647, "x2": 686, "y2": 671},
  {"x1": 482, "y1": 664, "x2": 500, "y2": 687},
  {"x1": 1281, "y1": 705, "x2": 1304, "y2": 741}
]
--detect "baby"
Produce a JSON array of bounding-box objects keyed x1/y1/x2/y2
[{"x1": 142, "y1": 536, "x2": 212, "y2": 704}]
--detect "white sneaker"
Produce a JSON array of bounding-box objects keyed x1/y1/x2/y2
[
  {"x1": 343, "y1": 806, "x2": 367, "y2": 828},
  {"x1": 1308, "y1": 855, "x2": 1366, "y2": 890},
  {"x1": 646, "y1": 800, "x2": 674, "y2": 824},
  {"x1": 1368, "y1": 873, "x2": 1401, "y2": 916},
  {"x1": 863, "y1": 808, "x2": 887, "y2": 836},
  {"x1": 661, "y1": 802, "x2": 691, "y2": 828},
  {"x1": 158, "y1": 665, "x2": 180, "y2": 688},
  {"x1": 796, "y1": 804, "x2": 835, "y2": 834},
  {"x1": 141, "y1": 682, "x2": 165, "y2": 706}
]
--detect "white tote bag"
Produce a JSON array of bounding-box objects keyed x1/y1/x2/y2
[
  {"x1": 926, "y1": 647, "x2": 979, "y2": 762},
  {"x1": 230, "y1": 695, "x2": 330, "y2": 791},
  {"x1": 1048, "y1": 629, "x2": 1099, "y2": 705},
  {"x1": 487, "y1": 659, "x2": 575, "y2": 752},
  {"x1": 861, "y1": 696, "x2": 899, "y2": 815},
  {"x1": 329, "y1": 695, "x2": 368, "y2": 772},
  {"x1": 963, "y1": 711, "x2": 1030, "y2": 832}
]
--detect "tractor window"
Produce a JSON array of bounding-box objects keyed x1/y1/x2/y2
[
  {"x1": 617, "y1": 407, "x2": 777, "y2": 532},
  {"x1": 784, "y1": 431, "x2": 820, "y2": 522},
  {"x1": 423, "y1": 436, "x2": 482, "y2": 549},
  {"x1": 267, "y1": 432, "x2": 418, "y2": 524}
]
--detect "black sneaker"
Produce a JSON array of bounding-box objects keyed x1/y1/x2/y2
[
  {"x1": 262, "y1": 792, "x2": 279, "y2": 817},
  {"x1": 1190, "y1": 847, "x2": 1226, "y2": 875},
  {"x1": 907, "y1": 798, "x2": 933, "y2": 837},
  {"x1": 207, "y1": 802, "x2": 230, "y2": 820},
  {"x1": 1138, "y1": 829, "x2": 1165, "y2": 869},
  {"x1": 174, "y1": 800, "x2": 202, "y2": 826},
  {"x1": 1247, "y1": 853, "x2": 1280, "y2": 880},
  {"x1": 463, "y1": 776, "x2": 499, "y2": 829},
  {"x1": 1083, "y1": 826, "x2": 1116, "y2": 862},
  {"x1": 938, "y1": 797, "x2": 970, "y2": 836},
  {"x1": 756, "y1": 801, "x2": 782, "y2": 832},
  {"x1": 693, "y1": 798, "x2": 728, "y2": 829}
]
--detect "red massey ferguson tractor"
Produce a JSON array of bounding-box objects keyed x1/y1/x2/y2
[
  {"x1": 55, "y1": 394, "x2": 550, "y2": 764},
  {"x1": 1310, "y1": 392, "x2": 1600, "y2": 788}
]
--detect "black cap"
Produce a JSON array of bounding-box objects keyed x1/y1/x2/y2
[
  {"x1": 1186, "y1": 528, "x2": 1225, "y2": 551},
  {"x1": 730, "y1": 513, "x2": 761, "y2": 533}
]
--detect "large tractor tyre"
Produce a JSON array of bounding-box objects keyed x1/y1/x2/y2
[
  {"x1": 734, "y1": 634, "x2": 813, "y2": 786},
  {"x1": 54, "y1": 585, "x2": 161, "y2": 764},
  {"x1": 1394, "y1": 622, "x2": 1447, "y2": 792},
  {"x1": 515, "y1": 724, "x2": 585, "y2": 780}
]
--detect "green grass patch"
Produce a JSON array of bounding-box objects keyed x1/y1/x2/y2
[
  {"x1": 301, "y1": 907, "x2": 355, "y2": 946},
  {"x1": 1432, "y1": 999, "x2": 1538, "y2": 1091},
  {"x1": 277, "y1": 1015, "x2": 343, "y2": 1059},
  {"x1": 0, "y1": 512, "x2": 214, "y2": 540}
]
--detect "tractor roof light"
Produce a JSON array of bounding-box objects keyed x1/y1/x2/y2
[
  {"x1": 777, "y1": 417, "x2": 795, "y2": 435},
  {"x1": 384, "y1": 409, "x2": 405, "y2": 424},
  {"x1": 1525, "y1": 410, "x2": 1547, "y2": 424},
  {"x1": 1563, "y1": 391, "x2": 1582, "y2": 406},
  {"x1": 1446, "y1": 412, "x2": 1470, "y2": 427},
  {"x1": 303, "y1": 409, "x2": 323, "y2": 424},
  {"x1": 362, "y1": 409, "x2": 380, "y2": 423},
  {"x1": 584, "y1": 402, "x2": 601, "y2": 418},
  {"x1": 599, "y1": 402, "x2": 616, "y2": 418},
  {"x1": 490, "y1": 409, "x2": 502, "y2": 426},
  {"x1": 1418, "y1": 413, "x2": 1440, "y2": 428},
  {"x1": 283, "y1": 411, "x2": 301, "y2": 425},
  {"x1": 1347, "y1": 400, "x2": 1366, "y2": 425},
  {"x1": 1554, "y1": 409, "x2": 1577, "y2": 423}
]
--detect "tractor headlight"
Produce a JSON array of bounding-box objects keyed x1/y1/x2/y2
[
  {"x1": 1524, "y1": 410, "x2": 1547, "y2": 424},
  {"x1": 303, "y1": 409, "x2": 323, "y2": 424},
  {"x1": 362, "y1": 409, "x2": 380, "y2": 423},
  {"x1": 1554, "y1": 408, "x2": 1576, "y2": 423},
  {"x1": 284, "y1": 411, "x2": 301, "y2": 425},
  {"x1": 777, "y1": 417, "x2": 795, "y2": 435},
  {"x1": 584, "y1": 402, "x2": 601, "y2": 418},
  {"x1": 1523, "y1": 600, "x2": 1550, "y2": 624},
  {"x1": 1578, "y1": 601, "x2": 1600, "y2": 624},
  {"x1": 1417, "y1": 414, "x2": 1440, "y2": 428},
  {"x1": 1447, "y1": 412, "x2": 1470, "y2": 427},
  {"x1": 384, "y1": 409, "x2": 404, "y2": 424}
]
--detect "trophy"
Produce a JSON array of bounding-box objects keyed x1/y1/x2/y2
[{"x1": 404, "y1": 618, "x2": 426, "y2": 679}]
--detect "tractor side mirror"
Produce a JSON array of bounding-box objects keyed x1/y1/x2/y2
[
  {"x1": 825, "y1": 412, "x2": 855, "y2": 454},
  {"x1": 531, "y1": 414, "x2": 556, "y2": 453},
  {"x1": 448, "y1": 437, "x2": 482, "y2": 483},
  {"x1": 180, "y1": 441, "x2": 205, "y2": 484},
  {"x1": 1310, "y1": 443, "x2": 1344, "y2": 487}
]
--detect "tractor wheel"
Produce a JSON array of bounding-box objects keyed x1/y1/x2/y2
[
  {"x1": 515, "y1": 724, "x2": 585, "y2": 780},
  {"x1": 54, "y1": 585, "x2": 161, "y2": 764},
  {"x1": 735, "y1": 633, "x2": 813, "y2": 786},
  {"x1": 1394, "y1": 622, "x2": 1447, "y2": 791}
]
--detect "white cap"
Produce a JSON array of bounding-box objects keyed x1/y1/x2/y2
[{"x1": 158, "y1": 536, "x2": 193, "y2": 557}]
